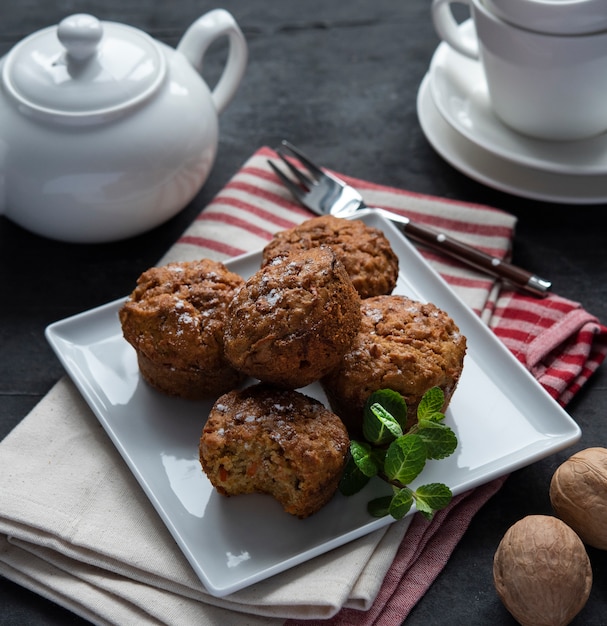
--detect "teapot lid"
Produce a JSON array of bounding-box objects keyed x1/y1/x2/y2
[{"x1": 2, "y1": 14, "x2": 166, "y2": 120}]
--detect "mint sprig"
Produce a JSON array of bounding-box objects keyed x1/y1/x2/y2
[{"x1": 339, "y1": 387, "x2": 457, "y2": 521}]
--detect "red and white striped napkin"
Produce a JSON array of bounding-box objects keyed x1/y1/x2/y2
[{"x1": 0, "y1": 147, "x2": 604, "y2": 625}]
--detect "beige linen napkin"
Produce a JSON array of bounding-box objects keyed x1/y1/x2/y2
[
  {"x1": 0, "y1": 373, "x2": 418, "y2": 623},
  {"x1": 1, "y1": 148, "x2": 604, "y2": 625}
]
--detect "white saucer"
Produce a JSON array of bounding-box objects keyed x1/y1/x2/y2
[
  {"x1": 417, "y1": 73, "x2": 607, "y2": 204},
  {"x1": 429, "y1": 20, "x2": 607, "y2": 176}
]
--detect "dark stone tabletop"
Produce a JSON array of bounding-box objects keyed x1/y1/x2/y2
[{"x1": 1, "y1": 1, "x2": 606, "y2": 624}]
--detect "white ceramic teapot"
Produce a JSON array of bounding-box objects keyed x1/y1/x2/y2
[{"x1": 0, "y1": 10, "x2": 247, "y2": 242}]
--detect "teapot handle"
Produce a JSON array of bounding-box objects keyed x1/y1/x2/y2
[{"x1": 177, "y1": 9, "x2": 247, "y2": 116}]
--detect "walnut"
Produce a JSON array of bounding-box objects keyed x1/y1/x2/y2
[
  {"x1": 550, "y1": 447, "x2": 607, "y2": 550},
  {"x1": 493, "y1": 515, "x2": 592, "y2": 626}
]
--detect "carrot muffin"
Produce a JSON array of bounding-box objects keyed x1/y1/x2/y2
[
  {"x1": 321, "y1": 294, "x2": 466, "y2": 437},
  {"x1": 261, "y1": 215, "x2": 399, "y2": 298},
  {"x1": 224, "y1": 246, "x2": 362, "y2": 389},
  {"x1": 119, "y1": 259, "x2": 246, "y2": 400},
  {"x1": 199, "y1": 384, "x2": 350, "y2": 518}
]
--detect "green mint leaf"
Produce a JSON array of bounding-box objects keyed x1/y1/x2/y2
[
  {"x1": 339, "y1": 388, "x2": 457, "y2": 523},
  {"x1": 350, "y1": 440, "x2": 379, "y2": 477},
  {"x1": 384, "y1": 434, "x2": 427, "y2": 484},
  {"x1": 414, "y1": 483, "x2": 453, "y2": 520},
  {"x1": 388, "y1": 487, "x2": 414, "y2": 520},
  {"x1": 362, "y1": 405, "x2": 397, "y2": 446},
  {"x1": 417, "y1": 387, "x2": 445, "y2": 422},
  {"x1": 413, "y1": 497, "x2": 435, "y2": 520},
  {"x1": 417, "y1": 423, "x2": 458, "y2": 459},
  {"x1": 361, "y1": 408, "x2": 389, "y2": 446},
  {"x1": 364, "y1": 389, "x2": 407, "y2": 431},
  {"x1": 339, "y1": 455, "x2": 371, "y2": 496},
  {"x1": 371, "y1": 446, "x2": 388, "y2": 468},
  {"x1": 367, "y1": 495, "x2": 393, "y2": 518},
  {"x1": 364, "y1": 402, "x2": 403, "y2": 444},
  {"x1": 422, "y1": 412, "x2": 446, "y2": 424},
  {"x1": 371, "y1": 403, "x2": 403, "y2": 437}
]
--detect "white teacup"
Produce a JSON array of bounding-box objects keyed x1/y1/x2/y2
[
  {"x1": 432, "y1": 0, "x2": 607, "y2": 141},
  {"x1": 485, "y1": 0, "x2": 607, "y2": 35}
]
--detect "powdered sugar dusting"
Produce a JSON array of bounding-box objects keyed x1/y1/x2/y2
[{"x1": 176, "y1": 311, "x2": 199, "y2": 336}]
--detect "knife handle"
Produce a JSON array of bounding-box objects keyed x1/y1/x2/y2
[{"x1": 383, "y1": 212, "x2": 551, "y2": 297}]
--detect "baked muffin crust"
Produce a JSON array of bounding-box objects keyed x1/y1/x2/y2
[
  {"x1": 119, "y1": 259, "x2": 245, "y2": 399},
  {"x1": 322, "y1": 294, "x2": 466, "y2": 436},
  {"x1": 224, "y1": 246, "x2": 361, "y2": 388},
  {"x1": 262, "y1": 215, "x2": 399, "y2": 299}
]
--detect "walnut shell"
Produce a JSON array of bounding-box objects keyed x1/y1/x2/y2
[
  {"x1": 493, "y1": 515, "x2": 592, "y2": 626},
  {"x1": 550, "y1": 447, "x2": 607, "y2": 550}
]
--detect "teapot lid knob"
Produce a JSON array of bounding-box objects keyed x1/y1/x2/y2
[{"x1": 57, "y1": 14, "x2": 103, "y2": 62}]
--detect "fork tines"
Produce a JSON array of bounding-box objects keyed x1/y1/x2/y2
[
  {"x1": 267, "y1": 159, "x2": 309, "y2": 201},
  {"x1": 267, "y1": 140, "x2": 326, "y2": 194},
  {"x1": 279, "y1": 140, "x2": 325, "y2": 179}
]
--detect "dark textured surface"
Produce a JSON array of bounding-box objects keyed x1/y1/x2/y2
[{"x1": 1, "y1": 1, "x2": 606, "y2": 624}]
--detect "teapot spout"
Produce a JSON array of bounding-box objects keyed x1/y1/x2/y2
[{"x1": 177, "y1": 9, "x2": 247, "y2": 115}]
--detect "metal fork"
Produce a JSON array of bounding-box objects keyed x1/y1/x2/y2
[{"x1": 268, "y1": 140, "x2": 551, "y2": 297}]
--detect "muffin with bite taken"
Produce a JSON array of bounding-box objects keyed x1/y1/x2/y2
[{"x1": 199, "y1": 383, "x2": 350, "y2": 518}]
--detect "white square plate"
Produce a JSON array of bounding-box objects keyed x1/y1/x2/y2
[{"x1": 45, "y1": 211, "x2": 580, "y2": 597}]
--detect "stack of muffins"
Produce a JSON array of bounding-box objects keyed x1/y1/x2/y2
[{"x1": 119, "y1": 215, "x2": 467, "y2": 518}]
